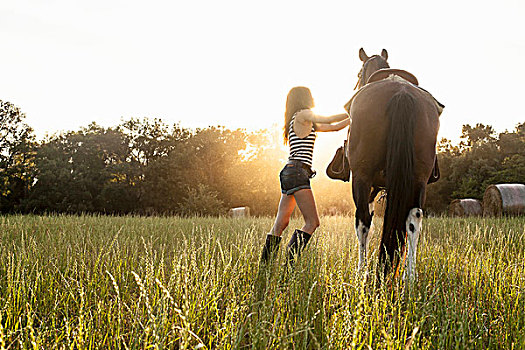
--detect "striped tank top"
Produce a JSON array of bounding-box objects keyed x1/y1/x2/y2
[{"x1": 288, "y1": 113, "x2": 316, "y2": 167}]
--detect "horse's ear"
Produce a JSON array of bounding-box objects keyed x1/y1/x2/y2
[
  {"x1": 381, "y1": 49, "x2": 388, "y2": 61},
  {"x1": 359, "y1": 48, "x2": 369, "y2": 62}
]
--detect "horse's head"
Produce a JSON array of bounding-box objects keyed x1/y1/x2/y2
[{"x1": 355, "y1": 48, "x2": 390, "y2": 89}]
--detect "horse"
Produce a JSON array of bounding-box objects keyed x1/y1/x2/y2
[{"x1": 346, "y1": 48, "x2": 442, "y2": 282}]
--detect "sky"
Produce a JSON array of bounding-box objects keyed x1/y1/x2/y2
[{"x1": 1, "y1": 0, "x2": 524, "y2": 150}]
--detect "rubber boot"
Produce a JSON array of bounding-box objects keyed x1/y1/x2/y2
[
  {"x1": 286, "y1": 229, "x2": 312, "y2": 265},
  {"x1": 260, "y1": 234, "x2": 282, "y2": 264}
]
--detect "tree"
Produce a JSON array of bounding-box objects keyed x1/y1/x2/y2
[
  {"x1": 26, "y1": 123, "x2": 133, "y2": 213},
  {"x1": 226, "y1": 127, "x2": 285, "y2": 216},
  {"x1": 118, "y1": 118, "x2": 191, "y2": 214},
  {"x1": 425, "y1": 123, "x2": 525, "y2": 213},
  {"x1": 172, "y1": 126, "x2": 247, "y2": 210},
  {"x1": 0, "y1": 100, "x2": 35, "y2": 212},
  {"x1": 178, "y1": 184, "x2": 225, "y2": 216},
  {"x1": 460, "y1": 123, "x2": 496, "y2": 148}
]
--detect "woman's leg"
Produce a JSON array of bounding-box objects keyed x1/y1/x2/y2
[
  {"x1": 269, "y1": 193, "x2": 297, "y2": 236},
  {"x1": 260, "y1": 194, "x2": 296, "y2": 264},
  {"x1": 285, "y1": 188, "x2": 320, "y2": 265},
  {"x1": 293, "y1": 189, "x2": 320, "y2": 234}
]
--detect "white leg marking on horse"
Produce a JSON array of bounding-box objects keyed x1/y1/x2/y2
[
  {"x1": 404, "y1": 208, "x2": 423, "y2": 282},
  {"x1": 356, "y1": 219, "x2": 370, "y2": 272}
]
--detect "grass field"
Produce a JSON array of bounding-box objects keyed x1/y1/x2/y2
[{"x1": 0, "y1": 214, "x2": 524, "y2": 349}]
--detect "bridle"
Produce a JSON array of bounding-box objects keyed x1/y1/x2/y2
[{"x1": 354, "y1": 56, "x2": 390, "y2": 90}]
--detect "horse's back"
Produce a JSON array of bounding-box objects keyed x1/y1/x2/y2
[{"x1": 348, "y1": 78, "x2": 439, "y2": 182}]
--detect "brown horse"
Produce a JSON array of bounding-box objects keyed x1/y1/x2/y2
[{"x1": 346, "y1": 48, "x2": 442, "y2": 282}]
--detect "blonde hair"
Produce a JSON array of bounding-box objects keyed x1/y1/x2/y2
[{"x1": 283, "y1": 86, "x2": 314, "y2": 144}]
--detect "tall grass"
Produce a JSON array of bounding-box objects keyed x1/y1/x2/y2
[{"x1": 0, "y1": 214, "x2": 524, "y2": 349}]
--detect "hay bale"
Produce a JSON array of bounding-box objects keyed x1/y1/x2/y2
[
  {"x1": 228, "y1": 206, "x2": 251, "y2": 217},
  {"x1": 483, "y1": 184, "x2": 525, "y2": 216},
  {"x1": 448, "y1": 199, "x2": 483, "y2": 217}
]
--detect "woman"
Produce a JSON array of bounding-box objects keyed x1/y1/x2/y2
[{"x1": 260, "y1": 86, "x2": 351, "y2": 265}]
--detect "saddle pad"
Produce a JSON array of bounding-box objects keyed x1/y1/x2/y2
[{"x1": 367, "y1": 68, "x2": 419, "y2": 85}]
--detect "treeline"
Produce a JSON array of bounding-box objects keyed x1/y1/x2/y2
[
  {"x1": 425, "y1": 122, "x2": 525, "y2": 213},
  {"x1": 1, "y1": 100, "x2": 523, "y2": 216},
  {"x1": 1, "y1": 100, "x2": 353, "y2": 216}
]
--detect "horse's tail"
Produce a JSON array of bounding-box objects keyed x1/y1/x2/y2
[{"x1": 380, "y1": 88, "x2": 416, "y2": 277}]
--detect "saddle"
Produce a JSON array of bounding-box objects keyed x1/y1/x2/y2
[{"x1": 367, "y1": 68, "x2": 419, "y2": 85}]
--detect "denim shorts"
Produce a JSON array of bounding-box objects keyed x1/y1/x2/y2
[{"x1": 279, "y1": 161, "x2": 315, "y2": 195}]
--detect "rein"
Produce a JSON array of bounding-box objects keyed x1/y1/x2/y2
[
  {"x1": 354, "y1": 74, "x2": 361, "y2": 90},
  {"x1": 354, "y1": 64, "x2": 366, "y2": 90}
]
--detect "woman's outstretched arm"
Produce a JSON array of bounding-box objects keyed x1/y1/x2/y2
[
  {"x1": 315, "y1": 118, "x2": 351, "y2": 132},
  {"x1": 297, "y1": 110, "x2": 349, "y2": 124}
]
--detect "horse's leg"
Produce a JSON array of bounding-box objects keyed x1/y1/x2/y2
[
  {"x1": 364, "y1": 186, "x2": 381, "y2": 248},
  {"x1": 403, "y1": 183, "x2": 426, "y2": 282},
  {"x1": 352, "y1": 177, "x2": 373, "y2": 272},
  {"x1": 368, "y1": 186, "x2": 381, "y2": 215}
]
